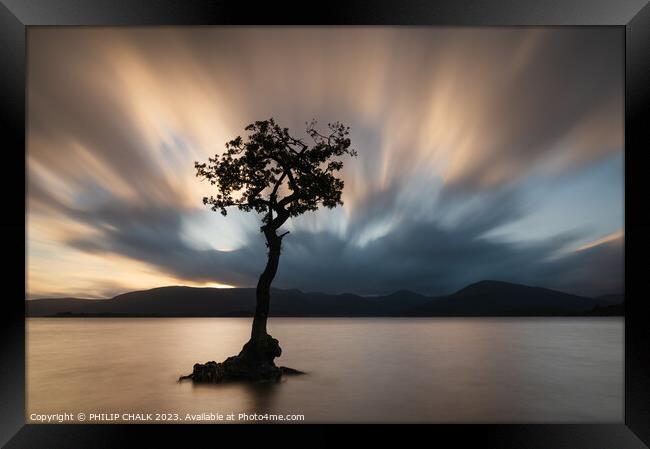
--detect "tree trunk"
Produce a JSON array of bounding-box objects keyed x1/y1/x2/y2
[
  {"x1": 180, "y1": 223, "x2": 305, "y2": 382},
  {"x1": 251, "y1": 228, "x2": 282, "y2": 340}
]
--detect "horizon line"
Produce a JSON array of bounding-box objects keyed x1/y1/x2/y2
[{"x1": 26, "y1": 279, "x2": 624, "y2": 301}]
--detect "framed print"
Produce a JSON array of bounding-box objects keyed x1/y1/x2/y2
[{"x1": 2, "y1": 0, "x2": 649, "y2": 447}]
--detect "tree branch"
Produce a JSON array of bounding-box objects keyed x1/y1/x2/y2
[
  {"x1": 270, "y1": 172, "x2": 287, "y2": 203},
  {"x1": 265, "y1": 209, "x2": 290, "y2": 231},
  {"x1": 278, "y1": 191, "x2": 300, "y2": 209}
]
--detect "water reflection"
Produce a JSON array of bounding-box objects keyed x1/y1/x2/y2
[{"x1": 27, "y1": 317, "x2": 623, "y2": 423}]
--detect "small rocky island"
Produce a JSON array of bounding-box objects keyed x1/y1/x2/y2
[{"x1": 179, "y1": 333, "x2": 304, "y2": 383}]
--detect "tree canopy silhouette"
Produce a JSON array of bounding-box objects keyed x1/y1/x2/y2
[{"x1": 187, "y1": 118, "x2": 356, "y2": 382}]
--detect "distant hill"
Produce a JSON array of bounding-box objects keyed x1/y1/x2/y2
[
  {"x1": 594, "y1": 294, "x2": 624, "y2": 306},
  {"x1": 405, "y1": 280, "x2": 609, "y2": 316},
  {"x1": 26, "y1": 281, "x2": 623, "y2": 317}
]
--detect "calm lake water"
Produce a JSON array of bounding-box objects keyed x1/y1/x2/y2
[{"x1": 26, "y1": 317, "x2": 623, "y2": 423}]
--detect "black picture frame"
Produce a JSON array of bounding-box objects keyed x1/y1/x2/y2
[{"x1": 2, "y1": 0, "x2": 649, "y2": 447}]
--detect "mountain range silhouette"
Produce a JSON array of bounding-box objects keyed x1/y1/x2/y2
[{"x1": 26, "y1": 280, "x2": 623, "y2": 317}]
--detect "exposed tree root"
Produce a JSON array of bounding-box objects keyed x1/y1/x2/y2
[{"x1": 178, "y1": 333, "x2": 305, "y2": 383}]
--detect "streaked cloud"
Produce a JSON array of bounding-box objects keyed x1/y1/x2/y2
[
  {"x1": 26, "y1": 27, "x2": 624, "y2": 298},
  {"x1": 575, "y1": 229, "x2": 624, "y2": 252}
]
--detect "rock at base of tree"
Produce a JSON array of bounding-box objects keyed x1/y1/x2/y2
[
  {"x1": 178, "y1": 333, "x2": 305, "y2": 383},
  {"x1": 279, "y1": 366, "x2": 305, "y2": 375}
]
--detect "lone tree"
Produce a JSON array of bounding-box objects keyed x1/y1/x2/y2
[{"x1": 182, "y1": 118, "x2": 356, "y2": 383}]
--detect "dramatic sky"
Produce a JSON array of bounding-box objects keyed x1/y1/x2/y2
[{"x1": 27, "y1": 27, "x2": 624, "y2": 299}]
